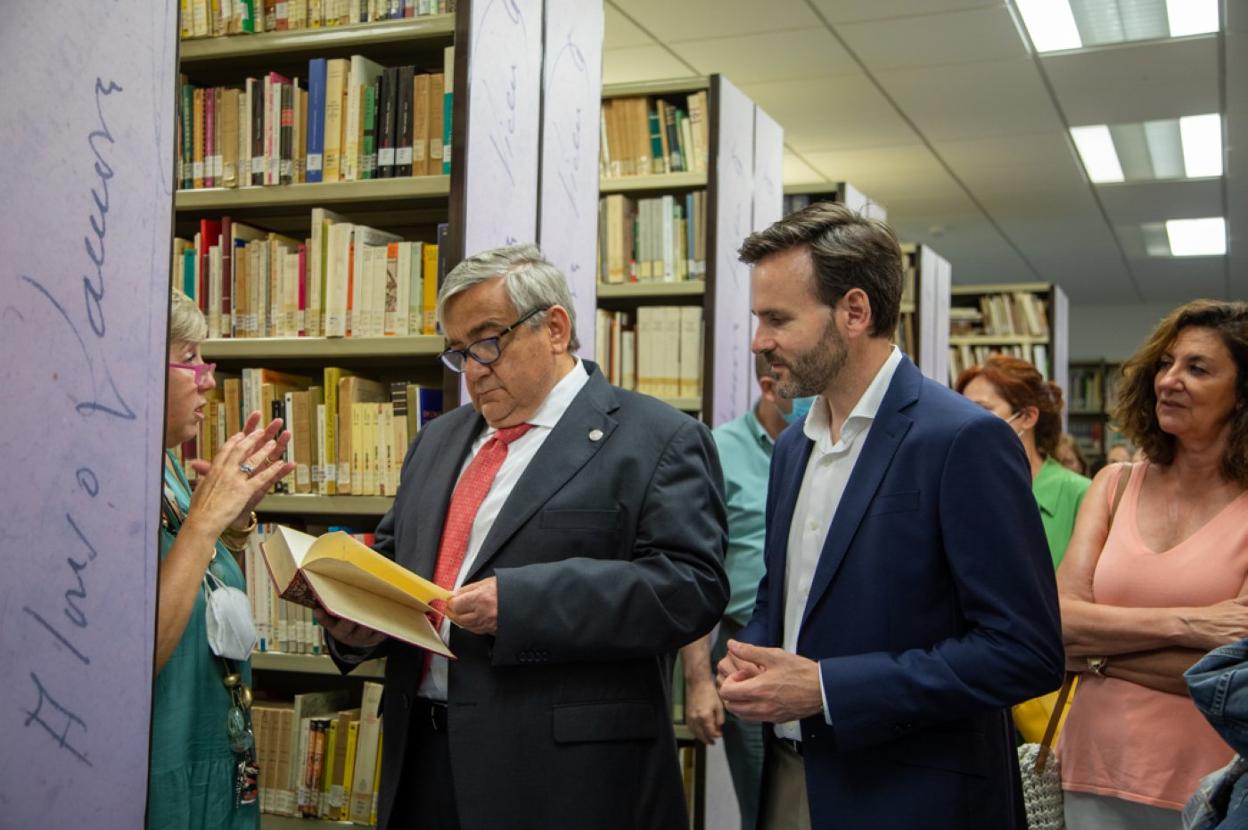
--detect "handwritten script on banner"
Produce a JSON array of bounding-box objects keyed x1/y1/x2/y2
[
  {"x1": 0, "y1": 0, "x2": 176, "y2": 825},
  {"x1": 747, "y1": 105, "x2": 784, "y2": 409},
  {"x1": 463, "y1": 0, "x2": 544, "y2": 256},
  {"x1": 710, "y1": 78, "x2": 756, "y2": 428},
  {"x1": 538, "y1": 0, "x2": 603, "y2": 360}
]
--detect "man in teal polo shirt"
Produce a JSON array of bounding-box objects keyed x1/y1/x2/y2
[{"x1": 680, "y1": 354, "x2": 813, "y2": 830}]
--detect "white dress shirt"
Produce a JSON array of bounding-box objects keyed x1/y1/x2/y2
[
  {"x1": 418, "y1": 358, "x2": 590, "y2": 701},
  {"x1": 775, "y1": 346, "x2": 902, "y2": 741}
]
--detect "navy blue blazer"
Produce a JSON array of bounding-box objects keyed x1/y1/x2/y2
[{"x1": 738, "y1": 355, "x2": 1064, "y2": 829}]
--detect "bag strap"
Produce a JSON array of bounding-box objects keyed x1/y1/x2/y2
[{"x1": 1034, "y1": 462, "x2": 1134, "y2": 773}]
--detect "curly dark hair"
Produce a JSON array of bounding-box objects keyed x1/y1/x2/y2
[
  {"x1": 1112, "y1": 300, "x2": 1248, "y2": 485},
  {"x1": 954, "y1": 354, "x2": 1065, "y2": 457},
  {"x1": 738, "y1": 201, "x2": 902, "y2": 338}
]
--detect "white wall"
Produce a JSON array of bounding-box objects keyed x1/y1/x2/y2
[{"x1": 1068, "y1": 303, "x2": 1176, "y2": 362}]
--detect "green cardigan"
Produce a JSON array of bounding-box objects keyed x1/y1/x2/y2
[{"x1": 1032, "y1": 456, "x2": 1092, "y2": 567}]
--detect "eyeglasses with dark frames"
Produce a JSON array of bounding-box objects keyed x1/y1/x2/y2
[
  {"x1": 439, "y1": 306, "x2": 551, "y2": 374},
  {"x1": 168, "y1": 361, "x2": 217, "y2": 386}
]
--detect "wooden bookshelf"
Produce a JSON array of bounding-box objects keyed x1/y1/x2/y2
[
  {"x1": 599, "y1": 172, "x2": 707, "y2": 193},
  {"x1": 175, "y1": 175, "x2": 451, "y2": 210},
  {"x1": 783, "y1": 180, "x2": 887, "y2": 221},
  {"x1": 948, "y1": 282, "x2": 1069, "y2": 400},
  {"x1": 202, "y1": 335, "x2": 444, "y2": 360},
  {"x1": 252, "y1": 651, "x2": 386, "y2": 679},
  {"x1": 597, "y1": 282, "x2": 706, "y2": 299},
  {"x1": 180, "y1": 15, "x2": 456, "y2": 63},
  {"x1": 1067, "y1": 359, "x2": 1125, "y2": 460},
  {"x1": 596, "y1": 75, "x2": 779, "y2": 431},
  {"x1": 256, "y1": 494, "x2": 395, "y2": 515}
]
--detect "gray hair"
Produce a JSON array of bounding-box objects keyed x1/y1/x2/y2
[
  {"x1": 170, "y1": 289, "x2": 207, "y2": 345},
  {"x1": 437, "y1": 243, "x2": 580, "y2": 351}
]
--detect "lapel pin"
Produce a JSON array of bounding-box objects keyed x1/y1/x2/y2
[{"x1": 588, "y1": 429, "x2": 604, "y2": 442}]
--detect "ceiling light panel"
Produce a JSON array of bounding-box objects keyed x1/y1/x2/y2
[
  {"x1": 1165, "y1": 217, "x2": 1226, "y2": 256},
  {"x1": 1167, "y1": 0, "x2": 1219, "y2": 37},
  {"x1": 1071, "y1": 125, "x2": 1124, "y2": 182},
  {"x1": 1016, "y1": 0, "x2": 1082, "y2": 52},
  {"x1": 1069, "y1": 114, "x2": 1222, "y2": 183},
  {"x1": 1021, "y1": 0, "x2": 1219, "y2": 53},
  {"x1": 1179, "y1": 113, "x2": 1223, "y2": 178}
]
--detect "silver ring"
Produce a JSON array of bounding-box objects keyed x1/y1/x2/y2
[{"x1": 239, "y1": 462, "x2": 255, "y2": 475}]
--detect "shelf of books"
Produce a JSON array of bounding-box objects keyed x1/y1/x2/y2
[
  {"x1": 1068, "y1": 360, "x2": 1125, "y2": 460},
  {"x1": 595, "y1": 77, "x2": 712, "y2": 420},
  {"x1": 948, "y1": 282, "x2": 1069, "y2": 400},
  {"x1": 172, "y1": 5, "x2": 476, "y2": 827},
  {"x1": 596, "y1": 75, "x2": 782, "y2": 431}
]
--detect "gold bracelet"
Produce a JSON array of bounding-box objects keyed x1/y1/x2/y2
[{"x1": 219, "y1": 511, "x2": 257, "y2": 552}]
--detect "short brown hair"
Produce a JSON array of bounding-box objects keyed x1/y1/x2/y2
[
  {"x1": 738, "y1": 201, "x2": 902, "y2": 338},
  {"x1": 955, "y1": 354, "x2": 1065, "y2": 457},
  {"x1": 1113, "y1": 300, "x2": 1248, "y2": 484}
]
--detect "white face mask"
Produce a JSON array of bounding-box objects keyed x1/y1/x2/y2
[
  {"x1": 204, "y1": 570, "x2": 258, "y2": 661},
  {"x1": 1005, "y1": 410, "x2": 1027, "y2": 438}
]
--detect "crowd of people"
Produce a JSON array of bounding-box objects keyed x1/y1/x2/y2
[{"x1": 149, "y1": 203, "x2": 1248, "y2": 830}]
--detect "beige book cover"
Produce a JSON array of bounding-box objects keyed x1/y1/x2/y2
[{"x1": 260, "y1": 525, "x2": 452, "y2": 656}]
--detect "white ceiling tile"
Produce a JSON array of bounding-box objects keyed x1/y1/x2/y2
[
  {"x1": 836, "y1": 6, "x2": 1027, "y2": 72},
  {"x1": 876, "y1": 60, "x2": 1062, "y2": 141},
  {"x1": 809, "y1": 0, "x2": 1002, "y2": 26},
  {"x1": 604, "y1": 3, "x2": 655, "y2": 50},
  {"x1": 1043, "y1": 37, "x2": 1219, "y2": 126},
  {"x1": 801, "y1": 145, "x2": 951, "y2": 190},
  {"x1": 1098, "y1": 179, "x2": 1224, "y2": 226},
  {"x1": 740, "y1": 75, "x2": 918, "y2": 152},
  {"x1": 782, "y1": 153, "x2": 826, "y2": 186},
  {"x1": 608, "y1": 0, "x2": 820, "y2": 42},
  {"x1": 601, "y1": 46, "x2": 693, "y2": 85},
  {"x1": 933, "y1": 133, "x2": 1086, "y2": 192},
  {"x1": 1131, "y1": 258, "x2": 1229, "y2": 304},
  {"x1": 670, "y1": 28, "x2": 859, "y2": 84}
]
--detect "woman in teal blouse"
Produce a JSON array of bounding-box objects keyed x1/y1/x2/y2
[
  {"x1": 150, "y1": 290, "x2": 293, "y2": 829},
  {"x1": 958, "y1": 354, "x2": 1091, "y2": 741}
]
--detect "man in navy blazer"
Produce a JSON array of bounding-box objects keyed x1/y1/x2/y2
[
  {"x1": 718, "y1": 203, "x2": 1064, "y2": 830},
  {"x1": 320, "y1": 244, "x2": 728, "y2": 830}
]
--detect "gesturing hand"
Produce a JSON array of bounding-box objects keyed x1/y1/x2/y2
[
  {"x1": 186, "y1": 415, "x2": 295, "y2": 537},
  {"x1": 447, "y1": 577, "x2": 499, "y2": 635},
  {"x1": 717, "y1": 640, "x2": 824, "y2": 724},
  {"x1": 190, "y1": 411, "x2": 293, "y2": 531}
]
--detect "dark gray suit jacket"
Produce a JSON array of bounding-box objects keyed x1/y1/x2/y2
[{"x1": 336, "y1": 361, "x2": 729, "y2": 830}]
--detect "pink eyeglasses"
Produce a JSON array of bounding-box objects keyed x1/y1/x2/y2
[{"x1": 168, "y1": 361, "x2": 217, "y2": 385}]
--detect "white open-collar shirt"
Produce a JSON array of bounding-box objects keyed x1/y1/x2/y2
[{"x1": 776, "y1": 345, "x2": 902, "y2": 741}]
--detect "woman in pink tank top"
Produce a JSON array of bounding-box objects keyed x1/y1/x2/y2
[{"x1": 1056, "y1": 300, "x2": 1248, "y2": 830}]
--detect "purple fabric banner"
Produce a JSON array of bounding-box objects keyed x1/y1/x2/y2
[{"x1": 0, "y1": 0, "x2": 177, "y2": 824}]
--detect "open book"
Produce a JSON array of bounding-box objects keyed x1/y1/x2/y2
[{"x1": 260, "y1": 525, "x2": 453, "y2": 657}]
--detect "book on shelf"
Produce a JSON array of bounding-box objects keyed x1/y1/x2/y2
[
  {"x1": 946, "y1": 342, "x2": 1052, "y2": 386},
  {"x1": 174, "y1": 209, "x2": 439, "y2": 339},
  {"x1": 596, "y1": 306, "x2": 702, "y2": 400},
  {"x1": 599, "y1": 91, "x2": 709, "y2": 178},
  {"x1": 952, "y1": 291, "x2": 1049, "y2": 339},
  {"x1": 177, "y1": 49, "x2": 454, "y2": 190},
  {"x1": 597, "y1": 190, "x2": 706, "y2": 284},
  {"x1": 259, "y1": 524, "x2": 453, "y2": 655},
  {"x1": 180, "y1": 0, "x2": 455, "y2": 40}
]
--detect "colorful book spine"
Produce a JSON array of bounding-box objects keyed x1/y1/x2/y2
[{"x1": 305, "y1": 58, "x2": 327, "y2": 183}]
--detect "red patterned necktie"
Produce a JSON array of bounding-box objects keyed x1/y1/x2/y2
[{"x1": 428, "y1": 422, "x2": 535, "y2": 633}]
